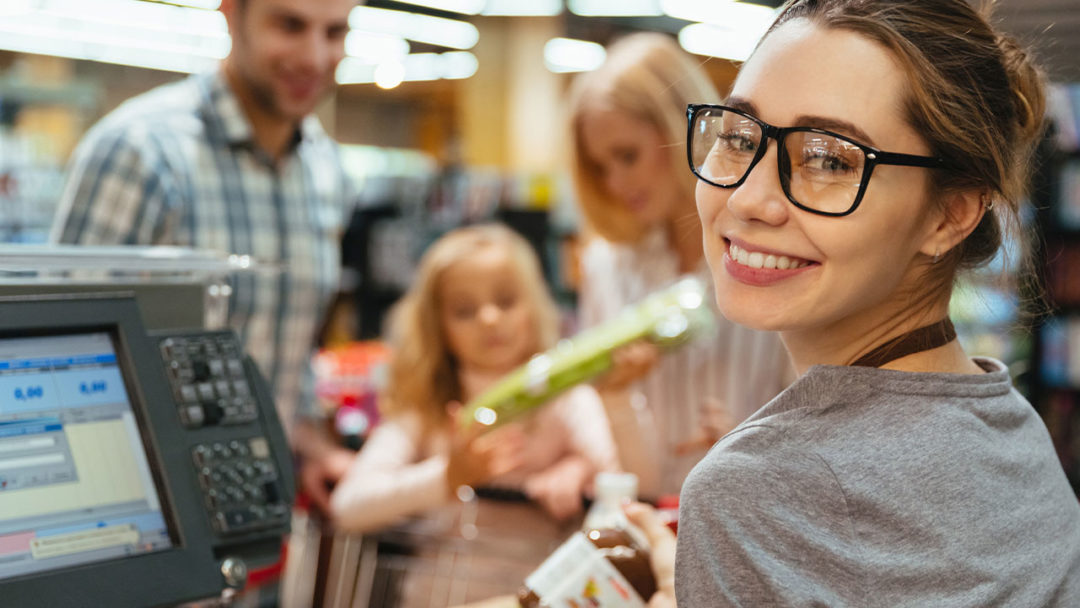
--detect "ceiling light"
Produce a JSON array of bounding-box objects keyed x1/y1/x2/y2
[
  {"x1": 543, "y1": 38, "x2": 606, "y2": 73},
  {"x1": 0, "y1": 0, "x2": 229, "y2": 73},
  {"x1": 0, "y1": 0, "x2": 33, "y2": 18},
  {"x1": 568, "y1": 0, "x2": 662, "y2": 17},
  {"x1": 336, "y1": 58, "x2": 378, "y2": 85},
  {"x1": 154, "y1": 0, "x2": 221, "y2": 8},
  {"x1": 481, "y1": 0, "x2": 561, "y2": 16},
  {"x1": 440, "y1": 51, "x2": 479, "y2": 79},
  {"x1": 336, "y1": 52, "x2": 479, "y2": 85},
  {"x1": 345, "y1": 31, "x2": 410, "y2": 62},
  {"x1": 0, "y1": 27, "x2": 224, "y2": 73},
  {"x1": 390, "y1": 0, "x2": 484, "y2": 15},
  {"x1": 349, "y1": 6, "x2": 479, "y2": 50},
  {"x1": 677, "y1": 22, "x2": 768, "y2": 62},
  {"x1": 375, "y1": 61, "x2": 406, "y2": 89},
  {"x1": 661, "y1": 0, "x2": 776, "y2": 27}
]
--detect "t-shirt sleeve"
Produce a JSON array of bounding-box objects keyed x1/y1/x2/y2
[
  {"x1": 51, "y1": 125, "x2": 180, "y2": 246},
  {"x1": 675, "y1": 425, "x2": 865, "y2": 607}
]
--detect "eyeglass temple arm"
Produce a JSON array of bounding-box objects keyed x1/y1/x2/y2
[{"x1": 871, "y1": 150, "x2": 945, "y2": 168}]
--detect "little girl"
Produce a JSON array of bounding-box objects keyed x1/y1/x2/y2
[{"x1": 330, "y1": 224, "x2": 619, "y2": 533}]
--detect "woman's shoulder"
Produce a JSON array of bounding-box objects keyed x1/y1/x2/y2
[
  {"x1": 581, "y1": 236, "x2": 627, "y2": 271},
  {"x1": 681, "y1": 420, "x2": 847, "y2": 519},
  {"x1": 581, "y1": 231, "x2": 675, "y2": 271}
]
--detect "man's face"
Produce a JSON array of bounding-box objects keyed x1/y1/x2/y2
[{"x1": 224, "y1": 0, "x2": 354, "y2": 121}]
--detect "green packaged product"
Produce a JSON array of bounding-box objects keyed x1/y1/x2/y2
[{"x1": 460, "y1": 276, "x2": 715, "y2": 431}]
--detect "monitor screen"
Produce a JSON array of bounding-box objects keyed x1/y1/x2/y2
[{"x1": 0, "y1": 330, "x2": 173, "y2": 581}]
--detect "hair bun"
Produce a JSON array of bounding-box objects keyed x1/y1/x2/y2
[{"x1": 996, "y1": 31, "x2": 1047, "y2": 151}]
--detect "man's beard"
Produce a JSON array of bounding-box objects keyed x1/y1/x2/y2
[{"x1": 244, "y1": 66, "x2": 289, "y2": 120}]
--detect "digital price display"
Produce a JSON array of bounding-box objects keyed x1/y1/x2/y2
[
  {"x1": 14, "y1": 385, "x2": 44, "y2": 401},
  {"x1": 0, "y1": 331, "x2": 172, "y2": 583}
]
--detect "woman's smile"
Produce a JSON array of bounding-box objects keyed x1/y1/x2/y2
[{"x1": 722, "y1": 238, "x2": 818, "y2": 286}]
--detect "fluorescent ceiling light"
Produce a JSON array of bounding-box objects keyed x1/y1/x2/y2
[
  {"x1": 0, "y1": 0, "x2": 34, "y2": 18},
  {"x1": 40, "y1": 0, "x2": 228, "y2": 40},
  {"x1": 543, "y1": 38, "x2": 606, "y2": 73},
  {"x1": 0, "y1": 0, "x2": 229, "y2": 73},
  {"x1": 160, "y1": 0, "x2": 221, "y2": 8},
  {"x1": 678, "y1": 22, "x2": 768, "y2": 62},
  {"x1": 440, "y1": 51, "x2": 479, "y2": 79},
  {"x1": 0, "y1": 26, "x2": 223, "y2": 74},
  {"x1": 345, "y1": 31, "x2": 410, "y2": 62},
  {"x1": 482, "y1": 0, "x2": 561, "y2": 16},
  {"x1": 349, "y1": 6, "x2": 479, "y2": 50},
  {"x1": 336, "y1": 51, "x2": 478, "y2": 85},
  {"x1": 0, "y1": 0, "x2": 420, "y2": 74},
  {"x1": 661, "y1": 0, "x2": 776, "y2": 28},
  {"x1": 568, "y1": 0, "x2": 662, "y2": 17},
  {"x1": 390, "y1": 0, "x2": 484, "y2": 15},
  {"x1": 375, "y1": 61, "x2": 406, "y2": 89},
  {"x1": 336, "y1": 58, "x2": 379, "y2": 85}
]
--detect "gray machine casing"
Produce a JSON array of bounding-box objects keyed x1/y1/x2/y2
[{"x1": 0, "y1": 294, "x2": 294, "y2": 607}]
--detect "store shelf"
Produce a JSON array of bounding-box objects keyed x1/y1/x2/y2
[
  {"x1": 1030, "y1": 97, "x2": 1080, "y2": 493},
  {"x1": 0, "y1": 74, "x2": 101, "y2": 110}
]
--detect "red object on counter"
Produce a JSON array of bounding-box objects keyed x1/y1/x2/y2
[{"x1": 656, "y1": 494, "x2": 679, "y2": 534}]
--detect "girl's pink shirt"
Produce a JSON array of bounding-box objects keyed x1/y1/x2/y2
[{"x1": 329, "y1": 384, "x2": 620, "y2": 534}]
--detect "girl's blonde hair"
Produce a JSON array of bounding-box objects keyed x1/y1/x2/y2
[
  {"x1": 568, "y1": 32, "x2": 720, "y2": 243},
  {"x1": 381, "y1": 224, "x2": 561, "y2": 433}
]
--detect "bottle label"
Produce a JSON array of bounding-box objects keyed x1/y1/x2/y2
[{"x1": 524, "y1": 532, "x2": 647, "y2": 607}]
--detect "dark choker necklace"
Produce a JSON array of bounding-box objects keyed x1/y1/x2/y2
[{"x1": 850, "y1": 318, "x2": 957, "y2": 368}]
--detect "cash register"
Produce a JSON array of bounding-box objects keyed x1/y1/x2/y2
[{"x1": 0, "y1": 293, "x2": 294, "y2": 607}]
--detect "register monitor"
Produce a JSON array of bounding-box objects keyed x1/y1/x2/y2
[{"x1": 0, "y1": 294, "x2": 294, "y2": 607}]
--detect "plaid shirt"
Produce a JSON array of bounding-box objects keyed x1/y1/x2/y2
[{"x1": 51, "y1": 70, "x2": 353, "y2": 427}]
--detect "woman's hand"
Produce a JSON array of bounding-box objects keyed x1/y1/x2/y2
[
  {"x1": 524, "y1": 456, "x2": 591, "y2": 521},
  {"x1": 625, "y1": 502, "x2": 677, "y2": 608},
  {"x1": 593, "y1": 341, "x2": 660, "y2": 392},
  {"x1": 445, "y1": 402, "x2": 525, "y2": 493}
]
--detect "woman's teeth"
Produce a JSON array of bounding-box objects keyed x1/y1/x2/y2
[{"x1": 729, "y1": 242, "x2": 810, "y2": 270}]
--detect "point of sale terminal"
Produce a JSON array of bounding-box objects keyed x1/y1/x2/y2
[{"x1": 0, "y1": 290, "x2": 295, "y2": 607}]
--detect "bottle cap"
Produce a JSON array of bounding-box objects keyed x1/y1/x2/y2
[{"x1": 595, "y1": 472, "x2": 638, "y2": 502}]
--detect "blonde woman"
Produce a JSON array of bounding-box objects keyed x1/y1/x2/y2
[
  {"x1": 569, "y1": 32, "x2": 791, "y2": 498},
  {"x1": 329, "y1": 224, "x2": 618, "y2": 533}
]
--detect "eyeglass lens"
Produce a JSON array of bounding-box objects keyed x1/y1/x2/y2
[{"x1": 691, "y1": 107, "x2": 866, "y2": 214}]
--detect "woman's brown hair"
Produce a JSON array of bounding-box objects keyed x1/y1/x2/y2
[{"x1": 768, "y1": 0, "x2": 1046, "y2": 286}]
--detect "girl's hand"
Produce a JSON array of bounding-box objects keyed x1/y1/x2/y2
[
  {"x1": 593, "y1": 341, "x2": 660, "y2": 392},
  {"x1": 523, "y1": 456, "x2": 590, "y2": 521},
  {"x1": 624, "y1": 502, "x2": 677, "y2": 608},
  {"x1": 445, "y1": 402, "x2": 525, "y2": 492}
]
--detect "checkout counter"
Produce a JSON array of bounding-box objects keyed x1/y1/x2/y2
[
  {"x1": 0, "y1": 246, "x2": 584, "y2": 608},
  {"x1": 0, "y1": 246, "x2": 294, "y2": 607}
]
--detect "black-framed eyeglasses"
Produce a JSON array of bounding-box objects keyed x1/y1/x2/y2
[{"x1": 686, "y1": 104, "x2": 946, "y2": 217}]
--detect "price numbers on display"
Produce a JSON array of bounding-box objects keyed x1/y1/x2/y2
[
  {"x1": 14, "y1": 385, "x2": 44, "y2": 401},
  {"x1": 80, "y1": 380, "x2": 107, "y2": 396}
]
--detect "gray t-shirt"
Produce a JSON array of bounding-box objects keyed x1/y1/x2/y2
[{"x1": 676, "y1": 358, "x2": 1080, "y2": 607}]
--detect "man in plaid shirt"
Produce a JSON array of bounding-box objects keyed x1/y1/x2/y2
[{"x1": 51, "y1": 0, "x2": 359, "y2": 514}]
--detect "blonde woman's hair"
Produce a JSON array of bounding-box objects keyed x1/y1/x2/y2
[
  {"x1": 568, "y1": 32, "x2": 720, "y2": 243},
  {"x1": 381, "y1": 224, "x2": 561, "y2": 433}
]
